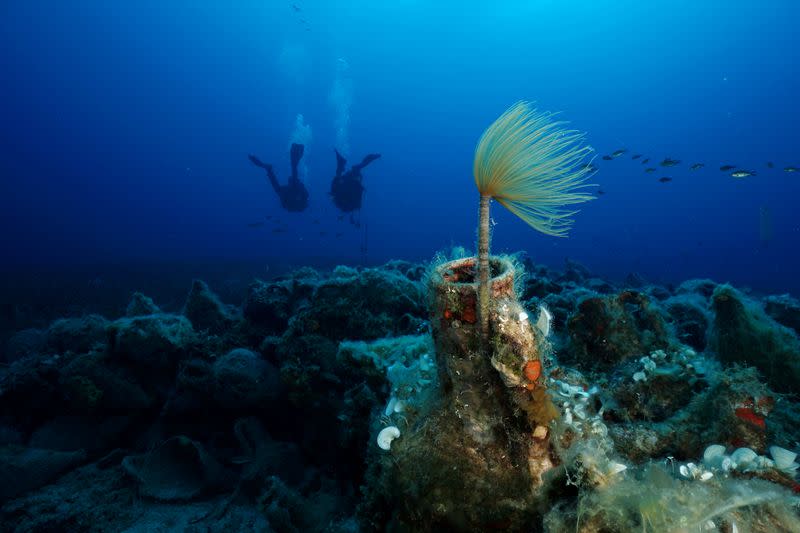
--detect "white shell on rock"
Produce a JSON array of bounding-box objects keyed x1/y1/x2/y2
[
  {"x1": 607, "y1": 462, "x2": 628, "y2": 475},
  {"x1": 769, "y1": 446, "x2": 798, "y2": 469},
  {"x1": 730, "y1": 447, "x2": 757, "y2": 468},
  {"x1": 535, "y1": 305, "x2": 552, "y2": 337},
  {"x1": 703, "y1": 444, "x2": 726, "y2": 466},
  {"x1": 377, "y1": 426, "x2": 401, "y2": 451}
]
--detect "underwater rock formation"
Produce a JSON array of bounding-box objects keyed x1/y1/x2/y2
[
  {"x1": 125, "y1": 291, "x2": 161, "y2": 317},
  {"x1": 1, "y1": 258, "x2": 799, "y2": 532},
  {"x1": 183, "y1": 279, "x2": 238, "y2": 335},
  {"x1": 0, "y1": 446, "x2": 87, "y2": 503},
  {"x1": 212, "y1": 348, "x2": 280, "y2": 409},
  {"x1": 4, "y1": 327, "x2": 46, "y2": 363},
  {"x1": 710, "y1": 284, "x2": 800, "y2": 393},
  {"x1": 122, "y1": 435, "x2": 226, "y2": 501},
  {"x1": 107, "y1": 313, "x2": 196, "y2": 370},
  {"x1": 290, "y1": 265, "x2": 426, "y2": 341},
  {"x1": 763, "y1": 293, "x2": 800, "y2": 335},
  {"x1": 362, "y1": 256, "x2": 556, "y2": 530},
  {"x1": 47, "y1": 314, "x2": 108, "y2": 354},
  {"x1": 567, "y1": 290, "x2": 671, "y2": 370}
]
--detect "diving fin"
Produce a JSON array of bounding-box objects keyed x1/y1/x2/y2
[
  {"x1": 248, "y1": 154, "x2": 268, "y2": 170},
  {"x1": 354, "y1": 153, "x2": 381, "y2": 171},
  {"x1": 335, "y1": 149, "x2": 347, "y2": 177},
  {"x1": 290, "y1": 143, "x2": 304, "y2": 179}
]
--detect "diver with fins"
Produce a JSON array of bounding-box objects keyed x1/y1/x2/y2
[
  {"x1": 248, "y1": 143, "x2": 309, "y2": 212},
  {"x1": 330, "y1": 149, "x2": 381, "y2": 214}
]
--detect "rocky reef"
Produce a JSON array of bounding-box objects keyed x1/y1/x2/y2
[{"x1": 1, "y1": 253, "x2": 799, "y2": 532}]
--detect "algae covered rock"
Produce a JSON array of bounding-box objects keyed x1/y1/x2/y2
[
  {"x1": 294, "y1": 266, "x2": 426, "y2": 341},
  {"x1": 212, "y1": 348, "x2": 280, "y2": 409},
  {"x1": 710, "y1": 284, "x2": 800, "y2": 393},
  {"x1": 60, "y1": 351, "x2": 155, "y2": 411},
  {"x1": 567, "y1": 290, "x2": 671, "y2": 371},
  {"x1": 243, "y1": 280, "x2": 293, "y2": 333},
  {"x1": 183, "y1": 279, "x2": 238, "y2": 335},
  {"x1": 47, "y1": 314, "x2": 108, "y2": 354},
  {"x1": 125, "y1": 292, "x2": 161, "y2": 317},
  {"x1": 362, "y1": 256, "x2": 555, "y2": 531},
  {"x1": 763, "y1": 293, "x2": 800, "y2": 335},
  {"x1": 0, "y1": 446, "x2": 87, "y2": 504},
  {"x1": 122, "y1": 436, "x2": 225, "y2": 501},
  {"x1": 664, "y1": 293, "x2": 710, "y2": 351},
  {"x1": 107, "y1": 314, "x2": 195, "y2": 369},
  {"x1": 4, "y1": 327, "x2": 47, "y2": 362}
]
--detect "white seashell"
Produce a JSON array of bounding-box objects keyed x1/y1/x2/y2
[
  {"x1": 769, "y1": 446, "x2": 798, "y2": 470},
  {"x1": 564, "y1": 408, "x2": 573, "y2": 426},
  {"x1": 518, "y1": 311, "x2": 528, "y2": 322},
  {"x1": 384, "y1": 397, "x2": 398, "y2": 417},
  {"x1": 640, "y1": 356, "x2": 657, "y2": 372},
  {"x1": 781, "y1": 462, "x2": 799, "y2": 475},
  {"x1": 393, "y1": 400, "x2": 406, "y2": 413},
  {"x1": 703, "y1": 520, "x2": 716, "y2": 531},
  {"x1": 633, "y1": 371, "x2": 647, "y2": 382},
  {"x1": 679, "y1": 465, "x2": 691, "y2": 478},
  {"x1": 376, "y1": 426, "x2": 401, "y2": 451},
  {"x1": 535, "y1": 305, "x2": 553, "y2": 337},
  {"x1": 720, "y1": 457, "x2": 733, "y2": 472},
  {"x1": 730, "y1": 447, "x2": 757, "y2": 469},
  {"x1": 755, "y1": 456, "x2": 775, "y2": 469},
  {"x1": 699, "y1": 471, "x2": 714, "y2": 481},
  {"x1": 607, "y1": 462, "x2": 628, "y2": 475},
  {"x1": 703, "y1": 444, "x2": 727, "y2": 466}
]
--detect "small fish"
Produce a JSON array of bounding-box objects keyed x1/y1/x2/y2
[
  {"x1": 689, "y1": 163, "x2": 704, "y2": 171},
  {"x1": 641, "y1": 158, "x2": 650, "y2": 165},
  {"x1": 658, "y1": 177, "x2": 673, "y2": 183},
  {"x1": 660, "y1": 158, "x2": 680, "y2": 167},
  {"x1": 719, "y1": 165, "x2": 736, "y2": 171},
  {"x1": 645, "y1": 168, "x2": 657, "y2": 173},
  {"x1": 582, "y1": 163, "x2": 598, "y2": 172},
  {"x1": 731, "y1": 170, "x2": 756, "y2": 178},
  {"x1": 785, "y1": 166, "x2": 799, "y2": 173},
  {"x1": 602, "y1": 155, "x2": 613, "y2": 161},
  {"x1": 247, "y1": 222, "x2": 264, "y2": 228},
  {"x1": 611, "y1": 149, "x2": 627, "y2": 158},
  {"x1": 596, "y1": 189, "x2": 606, "y2": 196},
  {"x1": 767, "y1": 161, "x2": 774, "y2": 168},
  {"x1": 631, "y1": 154, "x2": 642, "y2": 160},
  {"x1": 292, "y1": 4, "x2": 302, "y2": 12}
]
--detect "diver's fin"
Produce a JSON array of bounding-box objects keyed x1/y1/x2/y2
[
  {"x1": 290, "y1": 143, "x2": 304, "y2": 179},
  {"x1": 265, "y1": 165, "x2": 281, "y2": 194},
  {"x1": 354, "y1": 153, "x2": 381, "y2": 171},
  {"x1": 248, "y1": 154, "x2": 269, "y2": 170},
  {"x1": 335, "y1": 149, "x2": 347, "y2": 177}
]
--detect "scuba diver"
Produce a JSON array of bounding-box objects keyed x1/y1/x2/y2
[
  {"x1": 330, "y1": 149, "x2": 381, "y2": 213},
  {"x1": 248, "y1": 143, "x2": 309, "y2": 212}
]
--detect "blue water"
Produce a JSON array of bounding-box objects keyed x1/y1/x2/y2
[{"x1": 2, "y1": 0, "x2": 799, "y2": 293}]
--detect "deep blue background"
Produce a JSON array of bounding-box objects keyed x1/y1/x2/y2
[{"x1": 2, "y1": 1, "x2": 799, "y2": 293}]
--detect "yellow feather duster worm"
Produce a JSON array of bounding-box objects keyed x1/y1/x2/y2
[{"x1": 473, "y1": 101, "x2": 596, "y2": 347}]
